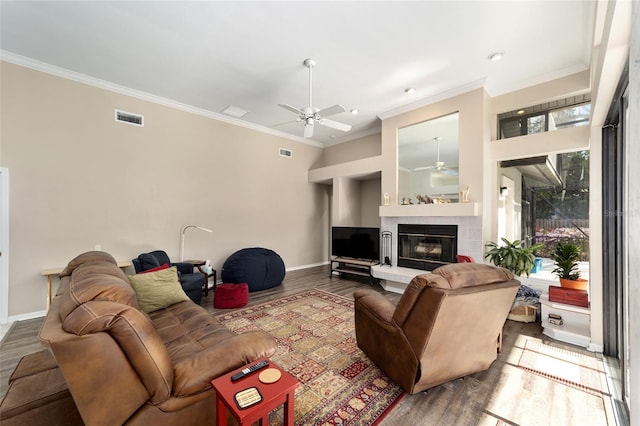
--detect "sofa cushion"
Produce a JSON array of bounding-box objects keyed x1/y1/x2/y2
[
  {"x1": 59, "y1": 261, "x2": 138, "y2": 321},
  {"x1": 128, "y1": 267, "x2": 190, "y2": 313},
  {"x1": 0, "y1": 365, "x2": 81, "y2": 424},
  {"x1": 59, "y1": 251, "x2": 117, "y2": 278},
  {"x1": 8, "y1": 350, "x2": 58, "y2": 384},
  {"x1": 148, "y1": 302, "x2": 277, "y2": 397}
]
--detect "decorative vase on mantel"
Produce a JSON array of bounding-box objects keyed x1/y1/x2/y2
[{"x1": 460, "y1": 185, "x2": 470, "y2": 203}]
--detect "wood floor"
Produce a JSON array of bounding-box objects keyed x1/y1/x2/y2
[{"x1": 0, "y1": 265, "x2": 616, "y2": 425}]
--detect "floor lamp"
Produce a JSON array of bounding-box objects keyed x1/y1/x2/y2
[{"x1": 180, "y1": 225, "x2": 213, "y2": 261}]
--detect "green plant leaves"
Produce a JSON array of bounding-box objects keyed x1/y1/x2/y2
[
  {"x1": 484, "y1": 238, "x2": 542, "y2": 277},
  {"x1": 551, "y1": 241, "x2": 581, "y2": 280}
]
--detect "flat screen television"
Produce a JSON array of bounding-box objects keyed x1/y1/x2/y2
[{"x1": 331, "y1": 227, "x2": 380, "y2": 261}]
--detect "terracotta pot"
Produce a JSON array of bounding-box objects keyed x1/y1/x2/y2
[{"x1": 559, "y1": 277, "x2": 589, "y2": 290}]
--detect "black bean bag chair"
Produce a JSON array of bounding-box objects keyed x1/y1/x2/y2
[{"x1": 221, "y1": 248, "x2": 285, "y2": 292}]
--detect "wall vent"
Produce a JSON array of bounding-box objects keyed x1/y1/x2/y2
[
  {"x1": 115, "y1": 109, "x2": 144, "y2": 127},
  {"x1": 279, "y1": 148, "x2": 293, "y2": 158}
]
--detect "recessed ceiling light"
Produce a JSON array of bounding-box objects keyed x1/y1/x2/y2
[
  {"x1": 222, "y1": 105, "x2": 249, "y2": 118},
  {"x1": 350, "y1": 109, "x2": 359, "y2": 115},
  {"x1": 404, "y1": 87, "x2": 415, "y2": 94},
  {"x1": 488, "y1": 51, "x2": 505, "y2": 61},
  {"x1": 517, "y1": 109, "x2": 525, "y2": 115}
]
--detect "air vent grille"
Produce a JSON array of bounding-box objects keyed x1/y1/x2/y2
[
  {"x1": 115, "y1": 109, "x2": 144, "y2": 126},
  {"x1": 279, "y1": 148, "x2": 293, "y2": 158}
]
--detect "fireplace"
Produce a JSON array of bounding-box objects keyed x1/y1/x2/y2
[{"x1": 397, "y1": 224, "x2": 458, "y2": 271}]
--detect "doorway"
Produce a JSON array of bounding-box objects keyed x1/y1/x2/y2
[{"x1": 602, "y1": 67, "x2": 630, "y2": 422}]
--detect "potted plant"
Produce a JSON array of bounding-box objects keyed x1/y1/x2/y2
[
  {"x1": 551, "y1": 241, "x2": 588, "y2": 290},
  {"x1": 484, "y1": 238, "x2": 543, "y2": 277}
]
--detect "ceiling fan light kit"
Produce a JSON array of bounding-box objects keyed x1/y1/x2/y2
[
  {"x1": 277, "y1": 58, "x2": 352, "y2": 139},
  {"x1": 413, "y1": 137, "x2": 459, "y2": 175}
]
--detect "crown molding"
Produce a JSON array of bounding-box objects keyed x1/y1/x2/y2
[
  {"x1": 0, "y1": 50, "x2": 323, "y2": 148},
  {"x1": 487, "y1": 63, "x2": 590, "y2": 98},
  {"x1": 322, "y1": 126, "x2": 381, "y2": 148}
]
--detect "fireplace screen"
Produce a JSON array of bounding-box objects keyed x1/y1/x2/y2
[{"x1": 397, "y1": 224, "x2": 457, "y2": 271}]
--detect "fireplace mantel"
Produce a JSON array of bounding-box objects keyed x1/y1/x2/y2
[{"x1": 379, "y1": 202, "x2": 479, "y2": 217}]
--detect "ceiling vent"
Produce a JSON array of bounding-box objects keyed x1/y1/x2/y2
[
  {"x1": 115, "y1": 109, "x2": 144, "y2": 127},
  {"x1": 279, "y1": 148, "x2": 293, "y2": 158}
]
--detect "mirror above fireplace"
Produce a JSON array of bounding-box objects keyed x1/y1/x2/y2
[{"x1": 398, "y1": 112, "x2": 459, "y2": 204}]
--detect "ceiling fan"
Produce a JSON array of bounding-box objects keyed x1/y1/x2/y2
[
  {"x1": 277, "y1": 58, "x2": 352, "y2": 139},
  {"x1": 413, "y1": 137, "x2": 459, "y2": 175}
]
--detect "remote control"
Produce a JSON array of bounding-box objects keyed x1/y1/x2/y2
[{"x1": 231, "y1": 360, "x2": 270, "y2": 382}]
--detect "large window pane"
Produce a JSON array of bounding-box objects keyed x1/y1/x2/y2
[
  {"x1": 527, "y1": 115, "x2": 546, "y2": 134},
  {"x1": 497, "y1": 95, "x2": 590, "y2": 139},
  {"x1": 550, "y1": 103, "x2": 591, "y2": 130},
  {"x1": 533, "y1": 151, "x2": 590, "y2": 261}
]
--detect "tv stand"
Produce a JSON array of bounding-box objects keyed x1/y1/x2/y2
[{"x1": 330, "y1": 256, "x2": 380, "y2": 285}]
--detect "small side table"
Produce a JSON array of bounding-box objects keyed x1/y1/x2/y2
[
  {"x1": 211, "y1": 359, "x2": 299, "y2": 426},
  {"x1": 41, "y1": 261, "x2": 131, "y2": 309},
  {"x1": 184, "y1": 259, "x2": 217, "y2": 297}
]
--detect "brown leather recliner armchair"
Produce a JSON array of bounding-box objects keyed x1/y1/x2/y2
[{"x1": 354, "y1": 263, "x2": 520, "y2": 394}]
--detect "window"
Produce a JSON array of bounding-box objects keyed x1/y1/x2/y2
[
  {"x1": 533, "y1": 151, "x2": 590, "y2": 261},
  {"x1": 498, "y1": 95, "x2": 591, "y2": 139},
  {"x1": 549, "y1": 103, "x2": 591, "y2": 130}
]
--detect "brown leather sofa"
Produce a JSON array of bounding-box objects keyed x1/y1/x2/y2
[
  {"x1": 354, "y1": 263, "x2": 520, "y2": 394},
  {"x1": 39, "y1": 251, "x2": 277, "y2": 425}
]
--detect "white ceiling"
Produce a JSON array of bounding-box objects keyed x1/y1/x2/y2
[{"x1": 0, "y1": 1, "x2": 594, "y2": 147}]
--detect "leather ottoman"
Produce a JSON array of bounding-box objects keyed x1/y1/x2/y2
[
  {"x1": 0, "y1": 350, "x2": 82, "y2": 426},
  {"x1": 214, "y1": 283, "x2": 249, "y2": 309}
]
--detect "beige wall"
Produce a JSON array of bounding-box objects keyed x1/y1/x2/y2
[
  {"x1": 317, "y1": 132, "x2": 381, "y2": 168},
  {"x1": 360, "y1": 178, "x2": 381, "y2": 228},
  {"x1": 334, "y1": 177, "x2": 361, "y2": 227},
  {"x1": 1, "y1": 61, "x2": 327, "y2": 318}
]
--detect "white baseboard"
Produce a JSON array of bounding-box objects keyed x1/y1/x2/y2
[
  {"x1": 7, "y1": 309, "x2": 46, "y2": 324},
  {"x1": 286, "y1": 261, "x2": 330, "y2": 272}
]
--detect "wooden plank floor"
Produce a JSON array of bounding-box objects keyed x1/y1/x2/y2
[{"x1": 0, "y1": 265, "x2": 615, "y2": 425}]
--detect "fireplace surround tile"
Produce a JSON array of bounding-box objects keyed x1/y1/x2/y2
[{"x1": 381, "y1": 215, "x2": 483, "y2": 269}]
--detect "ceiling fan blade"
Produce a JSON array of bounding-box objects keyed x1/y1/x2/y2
[
  {"x1": 440, "y1": 167, "x2": 459, "y2": 176},
  {"x1": 278, "y1": 103, "x2": 303, "y2": 116},
  {"x1": 319, "y1": 118, "x2": 351, "y2": 132},
  {"x1": 317, "y1": 104, "x2": 346, "y2": 117},
  {"x1": 304, "y1": 123, "x2": 314, "y2": 138},
  {"x1": 413, "y1": 166, "x2": 436, "y2": 172}
]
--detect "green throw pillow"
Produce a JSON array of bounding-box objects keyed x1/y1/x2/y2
[{"x1": 128, "y1": 266, "x2": 190, "y2": 313}]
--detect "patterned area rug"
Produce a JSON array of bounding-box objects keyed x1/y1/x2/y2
[
  {"x1": 517, "y1": 339, "x2": 607, "y2": 395},
  {"x1": 215, "y1": 289, "x2": 404, "y2": 425}
]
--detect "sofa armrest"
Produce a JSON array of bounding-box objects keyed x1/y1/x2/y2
[
  {"x1": 172, "y1": 262, "x2": 194, "y2": 275},
  {"x1": 353, "y1": 289, "x2": 396, "y2": 325},
  {"x1": 62, "y1": 301, "x2": 173, "y2": 403},
  {"x1": 353, "y1": 289, "x2": 420, "y2": 393},
  {"x1": 172, "y1": 331, "x2": 277, "y2": 397}
]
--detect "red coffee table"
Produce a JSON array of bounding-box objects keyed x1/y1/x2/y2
[{"x1": 211, "y1": 358, "x2": 299, "y2": 426}]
